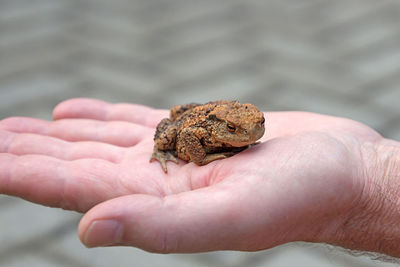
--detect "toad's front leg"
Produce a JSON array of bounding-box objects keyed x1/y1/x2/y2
[
  {"x1": 176, "y1": 127, "x2": 206, "y2": 165},
  {"x1": 150, "y1": 148, "x2": 178, "y2": 173},
  {"x1": 177, "y1": 128, "x2": 233, "y2": 166}
]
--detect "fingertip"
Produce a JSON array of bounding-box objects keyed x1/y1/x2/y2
[
  {"x1": 52, "y1": 98, "x2": 110, "y2": 120},
  {"x1": 80, "y1": 219, "x2": 124, "y2": 248},
  {"x1": 78, "y1": 194, "x2": 167, "y2": 250},
  {"x1": 0, "y1": 117, "x2": 18, "y2": 130},
  {"x1": 0, "y1": 117, "x2": 48, "y2": 133},
  {"x1": 77, "y1": 218, "x2": 88, "y2": 245},
  {"x1": 52, "y1": 98, "x2": 80, "y2": 120}
]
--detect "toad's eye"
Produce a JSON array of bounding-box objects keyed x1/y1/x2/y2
[
  {"x1": 261, "y1": 117, "x2": 265, "y2": 125},
  {"x1": 226, "y1": 123, "x2": 236, "y2": 133}
]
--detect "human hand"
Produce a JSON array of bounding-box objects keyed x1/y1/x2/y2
[{"x1": 0, "y1": 98, "x2": 394, "y2": 254}]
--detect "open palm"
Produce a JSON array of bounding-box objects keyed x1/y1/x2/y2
[{"x1": 0, "y1": 98, "x2": 383, "y2": 253}]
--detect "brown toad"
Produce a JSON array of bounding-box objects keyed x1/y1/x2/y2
[{"x1": 150, "y1": 100, "x2": 265, "y2": 173}]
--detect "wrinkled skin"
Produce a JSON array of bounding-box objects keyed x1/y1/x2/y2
[{"x1": 0, "y1": 98, "x2": 387, "y2": 254}]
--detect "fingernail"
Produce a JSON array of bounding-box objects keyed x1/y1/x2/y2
[{"x1": 84, "y1": 220, "x2": 123, "y2": 247}]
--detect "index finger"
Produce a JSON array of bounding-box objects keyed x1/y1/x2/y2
[{"x1": 53, "y1": 98, "x2": 168, "y2": 128}]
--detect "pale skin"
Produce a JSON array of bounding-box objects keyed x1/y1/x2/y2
[{"x1": 0, "y1": 98, "x2": 399, "y2": 256}]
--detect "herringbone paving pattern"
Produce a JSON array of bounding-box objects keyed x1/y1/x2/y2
[{"x1": 1, "y1": 0, "x2": 400, "y2": 266}]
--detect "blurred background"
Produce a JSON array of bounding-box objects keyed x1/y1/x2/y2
[{"x1": 1, "y1": 0, "x2": 400, "y2": 266}]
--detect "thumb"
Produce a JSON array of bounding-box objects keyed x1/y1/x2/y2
[{"x1": 78, "y1": 187, "x2": 257, "y2": 253}]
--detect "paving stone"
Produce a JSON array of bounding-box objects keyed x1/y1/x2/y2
[
  {"x1": 75, "y1": 80, "x2": 160, "y2": 106},
  {"x1": 0, "y1": 195, "x2": 21, "y2": 209},
  {"x1": 264, "y1": 56, "x2": 364, "y2": 96},
  {"x1": 177, "y1": 249, "x2": 281, "y2": 267},
  {"x1": 46, "y1": 231, "x2": 211, "y2": 267},
  {"x1": 0, "y1": 199, "x2": 79, "y2": 254},
  {"x1": 164, "y1": 70, "x2": 274, "y2": 107},
  {"x1": 372, "y1": 85, "x2": 400, "y2": 113},
  {"x1": 380, "y1": 117, "x2": 400, "y2": 141},
  {"x1": 82, "y1": 64, "x2": 164, "y2": 94},
  {"x1": 1, "y1": 253, "x2": 72, "y2": 267},
  {"x1": 0, "y1": 76, "x2": 73, "y2": 107},
  {"x1": 0, "y1": 0, "x2": 68, "y2": 21},
  {"x1": 0, "y1": 45, "x2": 80, "y2": 80},
  {"x1": 255, "y1": 82, "x2": 391, "y2": 130},
  {"x1": 308, "y1": 1, "x2": 393, "y2": 37}
]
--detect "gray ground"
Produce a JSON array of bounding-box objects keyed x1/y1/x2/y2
[{"x1": 1, "y1": 0, "x2": 400, "y2": 266}]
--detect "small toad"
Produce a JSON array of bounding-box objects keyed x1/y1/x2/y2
[{"x1": 150, "y1": 100, "x2": 265, "y2": 173}]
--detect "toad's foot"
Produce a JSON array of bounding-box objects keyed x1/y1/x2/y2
[{"x1": 150, "y1": 149, "x2": 179, "y2": 173}]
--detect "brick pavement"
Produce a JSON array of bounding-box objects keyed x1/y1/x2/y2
[{"x1": 1, "y1": 0, "x2": 400, "y2": 266}]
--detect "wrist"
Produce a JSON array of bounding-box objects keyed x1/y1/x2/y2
[{"x1": 336, "y1": 139, "x2": 400, "y2": 256}]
